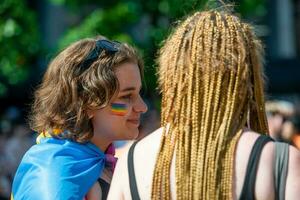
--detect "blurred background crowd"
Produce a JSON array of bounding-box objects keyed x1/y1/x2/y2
[{"x1": 1, "y1": 0, "x2": 300, "y2": 199}]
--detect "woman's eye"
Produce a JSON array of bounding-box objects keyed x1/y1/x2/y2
[{"x1": 120, "y1": 95, "x2": 132, "y2": 101}]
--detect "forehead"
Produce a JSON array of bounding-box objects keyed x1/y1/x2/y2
[{"x1": 115, "y1": 62, "x2": 141, "y2": 90}]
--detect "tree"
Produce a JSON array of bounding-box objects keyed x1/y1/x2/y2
[
  {"x1": 0, "y1": 0, "x2": 40, "y2": 97},
  {"x1": 49, "y1": 0, "x2": 266, "y2": 97}
]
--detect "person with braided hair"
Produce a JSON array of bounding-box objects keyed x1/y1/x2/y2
[
  {"x1": 11, "y1": 36, "x2": 147, "y2": 200},
  {"x1": 108, "y1": 9, "x2": 300, "y2": 200}
]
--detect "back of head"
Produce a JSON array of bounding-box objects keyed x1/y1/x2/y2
[
  {"x1": 29, "y1": 36, "x2": 143, "y2": 143},
  {"x1": 152, "y1": 9, "x2": 268, "y2": 199}
]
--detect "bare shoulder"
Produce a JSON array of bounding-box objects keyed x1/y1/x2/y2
[
  {"x1": 254, "y1": 133, "x2": 275, "y2": 200},
  {"x1": 285, "y1": 144, "x2": 300, "y2": 199},
  {"x1": 238, "y1": 130, "x2": 274, "y2": 155},
  {"x1": 239, "y1": 130, "x2": 261, "y2": 144},
  {"x1": 112, "y1": 127, "x2": 164, "y2": 169},
  {"x1": 240, "y1": 130, "x2": 275, "y2": 164},
  {"x1": 289, "y1": 145, "x2": 300, "y2": 165},
  {"x1": 108, "y1": 127, "x2": 172, "y2": 199},
  {"x1": 132, "y1": 127, "x2": 164, "y2": 199},
  {"x1": 134, "y1": 126, "x2": 164, "y2": 164},
  {"x1": 235, "y1": 130, "x2": 275, "y2": 199},
  {"x1": 136, "y1": 127, "x2": 164, "y2": 147},
  {"x1": 240, "y1": 130, "x2": 274, "y2": 151},
  {"x1": 287, "y1": 145, "x2": 300, "y2": 180},
  {"x1": 287, "y1": 145, "x2": 300, "y2": 173}
]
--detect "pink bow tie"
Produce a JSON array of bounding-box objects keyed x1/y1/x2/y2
[{"x1": 105, "y1": 143, "x2": 118, "y2": 171}]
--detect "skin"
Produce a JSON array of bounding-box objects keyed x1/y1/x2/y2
[
  {"x1": 86, "y1": 62, "x2": 147, "y2": 199},
  {"x1": 89, "y1": 62, "x2": 148, "y2": 152},
  {"x1": 107, "y1": 128, "x2": 300, "y2": 200}
]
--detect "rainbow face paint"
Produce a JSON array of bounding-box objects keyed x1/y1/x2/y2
[{"x1": 111, "y1": 103, "x2": 127, "y2": 116}]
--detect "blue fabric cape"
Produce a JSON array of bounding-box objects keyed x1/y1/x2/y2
[{"x1": 11, "y1": 137, "x2": 105, "y2": 200}]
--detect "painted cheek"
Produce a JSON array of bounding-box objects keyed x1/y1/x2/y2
[{"x1": 111, "y1": 103, "x2": 128, "y2": 116}]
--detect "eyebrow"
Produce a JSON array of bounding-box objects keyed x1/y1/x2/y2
[{"x1": 120, "y1": 86, "x2": 142, "y2": 93}]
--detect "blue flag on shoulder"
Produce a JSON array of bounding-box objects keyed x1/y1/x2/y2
[{"x1": 11, "y1": 137, "x2": 105, "y2": 200}]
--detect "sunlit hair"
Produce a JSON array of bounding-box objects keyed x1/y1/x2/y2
[
  {"x1": 152, "y1": 10, "x2": 268, "y2": 199},
  {"x1": 29, "y1": 36, "x2": 143, "y2": 143}
]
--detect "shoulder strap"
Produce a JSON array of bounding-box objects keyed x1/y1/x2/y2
[
  {"x1": 240, "y1": 135, "x2": 273, "y2": 200},
  {"x1": 274, "y1": 142, "x2": 289, "y2": 200},
  {"x1": 97, "y1": 178, "x2": 110, "y2": 200},
  {"x1": 127, "y1": 141, "x2": 141, "y2": 200}
]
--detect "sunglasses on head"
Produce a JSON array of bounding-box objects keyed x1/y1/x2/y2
[{"x1": 79, "y1": 39, "x2": 121, "y2": 72}]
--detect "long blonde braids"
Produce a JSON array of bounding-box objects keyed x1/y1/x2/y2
[{"x1": 152, "y1": 10, "x2": 268, "y2": 199}]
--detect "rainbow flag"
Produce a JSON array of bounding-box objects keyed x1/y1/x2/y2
[
  {"x1": 111, "y1": 103, "x2": 127, "y2": 116},
  {"x1": 11, "y1": 137, "x2": 106, "y2": 200}
]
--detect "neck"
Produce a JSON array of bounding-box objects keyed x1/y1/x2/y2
[{"x1": 90, "y1": 137, "x2": 111, "y2": 152}]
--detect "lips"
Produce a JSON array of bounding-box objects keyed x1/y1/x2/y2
[{"x1": 127, "y1": 119, "x2": 140, "y2": 126}]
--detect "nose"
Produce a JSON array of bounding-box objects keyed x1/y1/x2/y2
[{"x1": 133, "y1": 95, "x2": 148, "y2": 113}]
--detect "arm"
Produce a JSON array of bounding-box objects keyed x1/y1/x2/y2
[{"x1": 285, "y1": 145, "x2": 300, "y2": 199}]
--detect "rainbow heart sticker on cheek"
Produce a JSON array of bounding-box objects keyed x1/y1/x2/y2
[{"x1": 111, "y1": 103, "x2": 128, "y2": 116}]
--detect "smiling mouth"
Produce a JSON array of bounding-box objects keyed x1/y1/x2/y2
[{"x1": 127, "y1": 119, "x2": 140, "y2": 126}]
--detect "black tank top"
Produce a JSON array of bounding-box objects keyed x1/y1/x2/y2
[
  {"x1": 97, "y1": 178, "x2": 110, "y2": 200},
  {"x1": 127, "y1": 135, "x2": 281, "y2": 199},
  {"x1": 128, "y1": 141, "x2": 141, "y2": 200},
  {"x1": 239, "y1": 135, "x2": 273, "y2": 200}
]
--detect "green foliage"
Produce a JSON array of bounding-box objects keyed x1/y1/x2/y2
[
  {"x1": 0, "y1": 0, "x2": 40, "y2": 97},
  {"x1": 237, "y1": 0, "x2": 267, "y2": 18},
  {"x1": 58, "y1": 2, "x2": 140, "y2": 50},
  {"x1": 49, "y1": 0, "x2": 214, "y2": 94},
  {"x1": 157, "y1": 0, "x2": 208, "y2": 18},
  {"x1": 0, "y1": 0, "x2": 266, "y2": 100},
  {"x1": 51, "y1": 0, "x2": 266, "y2": 96}
]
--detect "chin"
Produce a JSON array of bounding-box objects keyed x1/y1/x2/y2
[{"x1": 124, "y1": 129, "x2": 139, "y2": 140}]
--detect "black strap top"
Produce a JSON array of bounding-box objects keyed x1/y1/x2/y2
[
  {"x1": 239, "y1": 135, "x2": 274, "y2": 200},
  {"x1": 97, "y1": 178, "x2": 110, "y2": 200},
  {"x1": 128, "y1": 141, "x2": 141, "y2": 200},
  {"x1": 128, "y1": 142, "x2": 140, "y2": 200},
  {"x1": 274, "y1": 141, "x2": 289, "y2": 200},
  {"x1": 128, "y1": 135, "x2": 287, "y2": 199}
]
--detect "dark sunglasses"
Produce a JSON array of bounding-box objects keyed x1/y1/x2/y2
[{"x1": 79, "y1": 39, "x2": 121, "y2": 72}]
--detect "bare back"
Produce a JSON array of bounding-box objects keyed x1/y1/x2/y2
[{"x1": 107, "y1": 128, "x2": 300, "y2": 200}]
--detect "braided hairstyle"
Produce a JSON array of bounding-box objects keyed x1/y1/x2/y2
[{"x1": 152, "y1": 10, "x2": 268, "y2": 199}]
